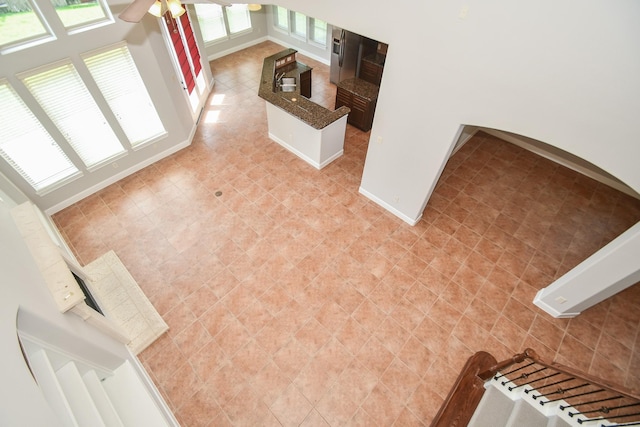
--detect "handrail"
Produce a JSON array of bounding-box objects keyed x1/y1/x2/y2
[
  {"x1": 519, "y1": 348, "x2": 640, "y2": 403},
  {"x1": 430, "y1": 348, "x2": 640, "y2": 427}
]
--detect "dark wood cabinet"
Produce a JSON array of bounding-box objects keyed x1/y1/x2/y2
[
  {"x1": 359, "y1": 60, "x2": 383, "y2": 86},
  {"x1": 335, "y1": 86, "x2": 377, "y2": 132},
  {"x1": 300, "y1": 69, "x2": 311, "y2": 98}
]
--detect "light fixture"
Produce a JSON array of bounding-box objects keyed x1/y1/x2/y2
[
  {"x1": 167, "y1": 0, "x2": 185, "y2": 18},
  {"x1": 147, "y1": 0, "x2": 185, "y2": 18},
  {"x1": 247, "y1": 4, "x2": 262, "y2": 11},
  {"x1": 147, "y1": 0, "x2": 163, "y2": 17}
]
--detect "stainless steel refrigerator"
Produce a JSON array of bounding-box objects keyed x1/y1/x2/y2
[{"x1": 330, "y1": 27, "x2": 362, "y2": 84}]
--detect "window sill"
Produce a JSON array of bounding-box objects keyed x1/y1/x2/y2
[
  {"x1": 131, "y1": 132, "x2": 168, "y2": 151},
  {"x1": 229, "y1": 28, "x2": 253, "y2": 39}
]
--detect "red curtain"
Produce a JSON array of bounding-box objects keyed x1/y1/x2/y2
[{"x1": 164, "y1": 11, "x2": 201, "y2": 94}]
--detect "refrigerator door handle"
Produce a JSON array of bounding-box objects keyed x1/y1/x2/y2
[{"x1": 339, "y1": 30, "x2": 345, "y2": 67}]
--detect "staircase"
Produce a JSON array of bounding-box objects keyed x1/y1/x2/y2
[
  {"x1": 20, "y1": 335, "x2": 172, "y2": 427},
  {"x1": 432, "y1": 349, "x2": 640, "y2": 427}
]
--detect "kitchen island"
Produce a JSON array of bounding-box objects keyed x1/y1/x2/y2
[{"x1": 258, "y1": 48, "x2": 350, "y2": 169}]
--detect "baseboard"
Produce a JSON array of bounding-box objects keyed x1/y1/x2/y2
[
  {"x1": 44, "y1": 139, "x2": 192, "y2": 216},
  {"x1": 451, "y1": 127, "x2": 480, "y2": 156},
  {"x1": 482, "y1": 128, "x2": 640, "y2": 200},
  {"x1": 127, "y1": 353, "x2": 180, "y2": 427},
  {"x1": 319, "y1": 150, "x2": 344, "y2": 169},
  {"x1": 267, "y1": 132, "x2": 323, "y2": 169},
  {"x1": 206, "y1": 36, "x2": 269, "y2": 62},
  {"x1": 358, "y1": 186, "x2": 422, "y2": 226}
]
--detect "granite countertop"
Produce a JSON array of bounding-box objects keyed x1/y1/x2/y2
[
  {"x1": 336, "y1": 77, "x2": 380, "y2": 102},
  {"x1": 258, "y1": 49, "x2": 350, "y2": 130}
]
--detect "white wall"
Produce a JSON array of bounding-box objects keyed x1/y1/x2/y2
[
  {"x1": 0, "y1": 200, "x2": 130, "y2": 425},
  {"x1": 534, "y1": 221, "x2": 640, "y2": 317},
  {"x1": 279, "y1": 0, "x2": 640, "y2": 223},
  {"x1": 0, "y1": 0, "x2": 201, "y2": 213},
  {"x1": 2, "y1": 0, "x2": 638, "y2": 222}
]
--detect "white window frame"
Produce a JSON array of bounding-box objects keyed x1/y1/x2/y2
[
  {"x1": 270, "y1": 7, "x2": 328, "y2": 49},
  {"x1": 290, "y1": 10, "x2": 306, "y2": 41},
  {"x1": 225, "y1": 4, "x2": 251, "y2": 37},
  {"x1": 0, "y1": 0, "x2": 113, "y2": 54},
  {"x1": 18, "y1": 59, "x2": 126, "y2": 171},
  {"x1": 194, "y1": 3, "x2": 252, "y2": 45},
  {"x1": 309, "y1": 18, "x2": 328, "y2": 48},
  {"x1": 0, "y1": 79, "x2": 81, "y2": 194},
  {"x1": 0, "y1": 0, "x2": 55, "y2": 54},
  {"x1": 81, "y1": 42, "x2": 167, "y2": 150},
  {"x1": 50, "y1": 0, "x2": 113, "y2": 35},
  {"x1": 194, "y1": 3, "x2": 227, "y2": 44},
  {"x1": 273, "y1": 5, "x2": 288, "y2": 32}
]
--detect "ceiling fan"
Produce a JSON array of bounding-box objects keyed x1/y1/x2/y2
[{"x1": 119, "y1": 0, "x2": 233, "y2": 23}]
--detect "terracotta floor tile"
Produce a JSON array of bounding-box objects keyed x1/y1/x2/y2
[
  {"x1": 162, "y1": 362, "x2": 202, "y2": 410},
  {"x1": 380, "y1": 357, "x2": 422, "y2": 403},
  {"x1": 54, "y1": 41, "x2": 640, "y2": 425},
  {"x1": 174, "y1": 384, "x2": 223, "y2": 427},
  {"x1": 300, "y1": 410, "x2": 331, "y2": 427},
  {"x1": 491, "y1": 315, "x2": 528, "y2": 354},
  {"x1": 360, "y1": 383, "x2": 405, "y2": 426},
  {"x1": 189, "y1": 340, "x2": 228, "y2": 383}
]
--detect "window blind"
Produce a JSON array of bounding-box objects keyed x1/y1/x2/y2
[
  {"x1": 311, "y1": 19, "x2": 327, "y2": 46},
  {"x1": 83, "y1": 43, "x2": 166, "y2": 148},
  {"x1": 165, "y1": 12, "x2": 202, "y2": 95},
  {"x1": 165, "y1": 14, "x2": 195, "y2": 93},
  {"x1": 0, "y1": 80, "x2": 79, "y2": 192},
  {"x1": 180, "y1": 12, "x2": 202, "y2": 78},
  {"x1": 226, "y1": 4, "x2": 251, "y2": 35},
  {"x1": 292, "y1": 11, "x2": 306, "y2": 39},
  {"x1": 19, "y1": 61, "x2": 125, "y2": 169},
  {"x1": 274, "y1": 6, "x2": 288, "y2": 31},
  {"x1": 194, "y1": 4, "x2": 227, "y2": 43}
]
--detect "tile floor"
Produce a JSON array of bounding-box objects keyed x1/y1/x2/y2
[{"x1": 53, "y1": 41, "x2": 640, "y2": 426}]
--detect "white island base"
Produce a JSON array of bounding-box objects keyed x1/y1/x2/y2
[{"x1": 266, "y1": 102, "x2": 347, "y2": 169}]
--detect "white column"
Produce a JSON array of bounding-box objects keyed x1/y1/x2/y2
[{"x1": 533, "y1": 221, "x2": 640, "y2": 318}]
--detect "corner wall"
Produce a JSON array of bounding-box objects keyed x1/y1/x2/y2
[{"x1": 278, "y1": 0, "x2": 640, "y2": 224}]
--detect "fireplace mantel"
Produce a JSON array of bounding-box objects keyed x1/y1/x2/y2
[{"x1": 10, "y1": 202, "x2": 130, "y2": 344}]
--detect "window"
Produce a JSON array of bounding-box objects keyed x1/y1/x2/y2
[
  {"x1": 194, "y1": 4, "x2": 226, "y2": 43},
  {"x1": 270, "y1": 7, "x2": 327, "y2": 49},
  {"x1": 0, "y1": 0, "x2": 53, "y2": 50},
  {"x1": 0, "y1": 0, "x2": 111, "y2": 52},
  {"x1": 83, "y1": 43, "x2": 166, "y2": 148},
  {"x1": 291, "y1": 11, "x2": 306, "y2": 39},
  {"x1": 194, "y1": 3, "x2": 252, "y2": 44},
  {"x1": 226, "y1": 4, "x2": 250, "y2": 34},
  {"x1": 164, "y1": 12, "x2": 206, "y2": 112},
  {"x1": 273, "y1": 6, "x2": 288, "y2": 31},
  {"x1": 49, "y1": 0, "x2": 110, "y2": 30},
  {"x1": 310, "y1": 18, "x2": 327, "y2": 47},
  {"x1": 19, "y1": 61, "x2": 125, "y2": 169},
  {"x1": 0, "y1": 80, "x2": 80, "y2": 193}
]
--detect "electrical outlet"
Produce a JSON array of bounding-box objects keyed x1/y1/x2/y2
[{"x1": 377, "y1": 136, "x2": 383, "y2": 144}]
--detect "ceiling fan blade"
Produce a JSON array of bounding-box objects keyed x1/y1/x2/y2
[{"x1": 119, "y1": 0, "x2": 157, "y2": 22}]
